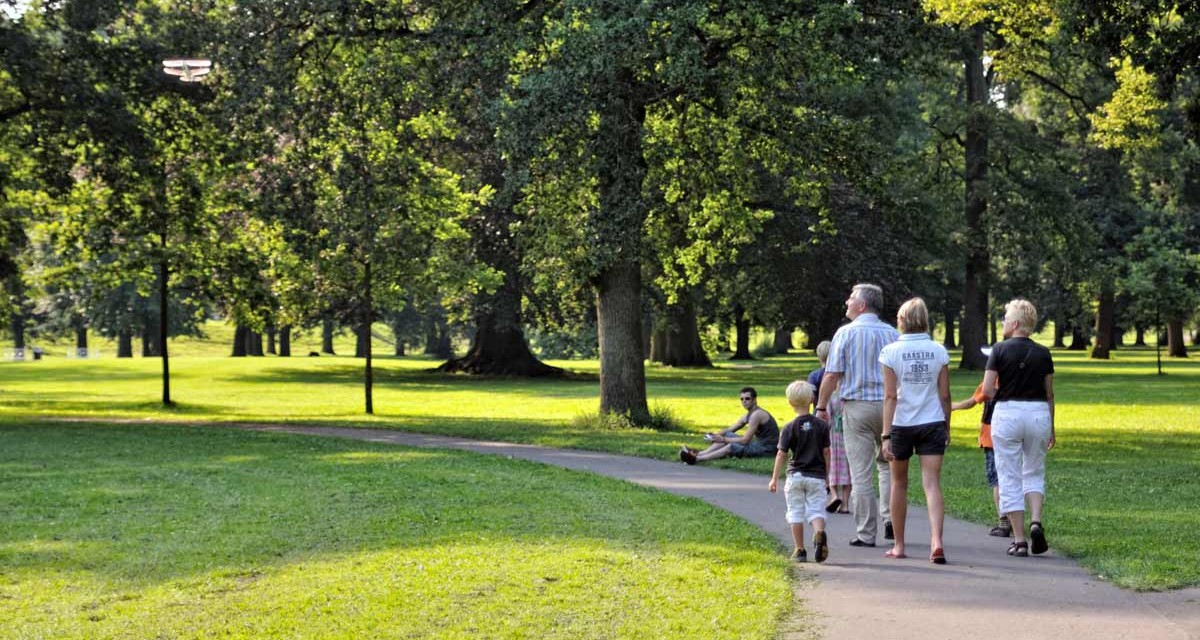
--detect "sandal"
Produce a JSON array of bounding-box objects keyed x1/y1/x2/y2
[
  {"x1": 825, "y1": 498, "x2": 843, "y2": 513},
  {"x1": 883, "y1": 548, "x2": 907, "y2": 559},
  {"x1": 930, "y1": 548, "x2": 946, "y2": 564},
  {"x1": 1007, "y1": 541, "x2": 1029, "y2": 557},
  {"x1": 1030, "y1": 522, "x2": 1048, "y2": 555}
]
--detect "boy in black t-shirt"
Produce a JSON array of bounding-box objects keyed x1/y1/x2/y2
[{"x1": 769, "y1": 381, "x2": 832, "y2": 563}]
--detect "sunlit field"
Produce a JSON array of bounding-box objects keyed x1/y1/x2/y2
[
  {"x1": 3, "y1": 322, "x2": 1198, "y2": 590},
  {"x1": 0, "y1": 424, "x2": 789, "y2": 639}
]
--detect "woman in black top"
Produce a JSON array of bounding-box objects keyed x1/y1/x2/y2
[{"x1": 982, "y1": 299, "x2": 1056, "y2": 557}]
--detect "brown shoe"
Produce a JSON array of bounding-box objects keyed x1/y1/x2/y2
[{"x1": 679, "y1": 449, "x2": 698, "y2": 465}]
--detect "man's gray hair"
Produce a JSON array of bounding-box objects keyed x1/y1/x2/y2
[{"x1": 852, "y1": 283, "x2": 884, "y2": 313}]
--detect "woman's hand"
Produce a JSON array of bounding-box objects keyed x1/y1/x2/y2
[
  {"x1": 883, "y1": 439, "x2": 895, "y2": 461},
  {"x1": 768, "y1": 478, "x2": 778, "y2": 493}
]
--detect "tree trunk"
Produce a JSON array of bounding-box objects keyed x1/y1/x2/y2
[
  {"x1": 592, "y1": 66, "x2": 649, "y2": 422},
  {"x1": 1134, "y1": 325, "x2": 1146, "y2": 346},
  {"x1": 10, "y1": 308, "x2": 24, "y2": 351},
  {"x1": 363, "y1": 260, "x2": 374, "y2": 414},
  {"x1": 355, "y1": 324, "x2": 369, "y2": 358},
  {"x1": 157, "y1": 253, "x2": 171, "y2": 406},
  {"x1": 1068, "y1": 327, "x2": 1089, "y2": 350},
  {"x1": 731, "y1": 305, "x2": 753, "y2": 360},
  {"x1": 266, "y1": 325, "x2": 276, "y2": 355},
  {"x1": 1113, "y1": 326, "x2": 1124, "y2": 348},
  {"x1": 391, "y1": 320, "x2": 405, "y2": 356},
  {"x1": 989, "y1": 307, "x2": 998, "y2": 345},
  {"x1": 663, "y1": 297, "x2": 711, "y2": 367},
  {"x1": 248, "y1": 330, "x2": 264, "y2": 357},
  {"x1": 1190, "y1": 327, "x2": 1199, "y2": 347},
  {"x1": 596, "y1": 262, "x2": 650, "y2": 421},
  {"x1": 1167, "y1": 319, "x2": 1188, "y2": 357},
  {"x1": 232, "y1": 325, "x2": 248, "y2": 357},
  {"x1": 943, "y1": 306, "x2": 957, "y2": 349},
  {"x1": 142, "y1": 324, "x2": 161, "y2": 357},
  {"x1": 424, "y1": 320, "x2": 453, "y2": 359},
  {"x1": 436, "y1": 188, "x2": 562, "y2": 376},
  {"x1": 75, "y1": 324, "x2": 88, "y2": 356},
  {"x1": 1091, "y1": 289, "x2": 1115, "y2": 359},
  {"x1": 958, "y1": 24, "x2": 991, "y2": 370},
  {"x1": 1053, "y1": 321, "x2": 1066, "y2": 348},
  {"x1": 773, "y1": 327, "x2": 793, "y2": 355},
  {"x1": 118, "y1": 330, "x2": 133, "y2": 358},
  {"x1": 322, "y1": 318, "x2": 336, "y2": 355},
  {"x1": 279, "y1": 325, "x2": 292, "y2": 357},
  {"x1": 649, "y1": 325, "x2": 668, "y2": 363}
]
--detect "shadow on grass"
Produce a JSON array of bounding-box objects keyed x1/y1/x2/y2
[
  {"x1": 0, "y1": 422, "x2": 777, "y2": 589},
  {"x1": 0, "y1": 393, "x2": 224, "y2": 416}
]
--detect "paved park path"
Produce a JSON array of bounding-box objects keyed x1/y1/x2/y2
[{"x1": 236, "y1": 424, "x2": 1198, "y2": 640}]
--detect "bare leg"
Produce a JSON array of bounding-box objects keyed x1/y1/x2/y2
[
  {"x1": 839, "y1": 484, "x2": 851, "y2": 509},
  {"x1": 790, "y1": 522, "x2": 805, "y2": 552},
  {"x1": 1027, "y1": 491, "x2": 1044, "y2": 524},
  {"x1": 993, "y1": 485, "x2": 1001, "y2": 516},
  {"x1": 920, "y1": 454, "x2": 945, "y2": 552},
  {"x1": 1008, "y1": 509, "x2": 1026, "y2": 544},
  {"x1": 695, "y1": 444, "x2": 733, "y2": 462},
  {"x1": 888, "y1": 459, "x2": 909, "y2": 556}
]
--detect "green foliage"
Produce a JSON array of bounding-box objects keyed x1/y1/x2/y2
[{"x1": 573, "y1": 403, "x2": 686, "y2": 433}]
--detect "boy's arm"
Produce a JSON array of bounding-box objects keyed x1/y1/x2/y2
[{"x1": 769, "y1": 450, "x2": 787, "y2": 492}]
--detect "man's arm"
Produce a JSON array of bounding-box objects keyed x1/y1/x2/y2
[
  {"x1": 725, "y1": 411, "x2": 764, "y2": 444},
  {"x1": 981, "y1": 370, "x2": 999, "y2": 400}
]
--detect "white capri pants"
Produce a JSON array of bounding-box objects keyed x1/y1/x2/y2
[
  {"x1": 785, "y1": 474, "x2": 827, "y2": 524},
  {"x1": 991, "y1": 400, "x2": 1052, "y2": 515}
]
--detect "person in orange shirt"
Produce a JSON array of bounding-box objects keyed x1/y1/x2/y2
[{"x1": 952, "y1": 369, "x2": 1011, "y2": 537}]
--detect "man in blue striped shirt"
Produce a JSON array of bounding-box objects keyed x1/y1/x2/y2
[{"x1": 815, "y1": 283, "x2": 900, "y2": 547}]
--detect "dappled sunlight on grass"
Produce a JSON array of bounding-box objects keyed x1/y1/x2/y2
[
  {"x1": 0, "y1": 424, "x2": 790, "y2": 639},
  {"x1": 4, "y1": 346, "x2": 1198, "y2": 590}
]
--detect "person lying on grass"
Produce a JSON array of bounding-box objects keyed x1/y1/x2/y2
[
  {"x1": 680, "y1": 386, "x2": 780, "y2": 464},
  {"x1": 768, "y1": 380, "x2": 831, "y2": 563}
]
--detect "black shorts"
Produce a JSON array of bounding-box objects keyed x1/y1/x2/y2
[{"x1": 889, "y1": 421, "x2": 948, "y2": 460}]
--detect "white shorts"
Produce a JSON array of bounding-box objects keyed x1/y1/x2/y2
[{"x1": 784, "y1": 474, "x2": 827, "y2": 524}]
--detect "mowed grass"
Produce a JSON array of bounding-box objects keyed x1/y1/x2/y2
[
  {"x1": 2, "y1": 327, "x2": 1198, "y2": 590},
  {"x1": 0, "y1": 423, "x2": 790, "y2": 639}
]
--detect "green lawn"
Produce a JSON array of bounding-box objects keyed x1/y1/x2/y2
[
  {"x1": 0, "y1": 423, "x2": 790, "y2": 639},
  {"x1": 2, "y1": 327, "x2": 1198, "y2": 590}
]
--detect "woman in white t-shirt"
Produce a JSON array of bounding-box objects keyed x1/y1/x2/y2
[{"x1": 878, "y1": 297, "x2": 951, "y2": 564}]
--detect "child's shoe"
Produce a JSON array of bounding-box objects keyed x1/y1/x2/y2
[
  {"x1": 989, "y1": 516, "x2": 1012, "y2": 537},
  {"x1": 813, "y1": 531, "x2": 829, "y2": 563},
  {"x1": 790, "y1": 548, "x2": 807, "y2": 563}
]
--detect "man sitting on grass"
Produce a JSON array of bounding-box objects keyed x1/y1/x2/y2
[{"x1": 681, "y1": 387, "x2": 780, "y2": 464}]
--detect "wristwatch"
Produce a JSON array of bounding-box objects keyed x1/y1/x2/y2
[
  {"x1": 815, "y1": 407, "x2": 826, "y2": 412},
  {"x1": 881, "y1": 434, "x2": 891, "y2": 441}
]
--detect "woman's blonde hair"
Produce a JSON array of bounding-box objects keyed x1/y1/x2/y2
[
  {"x1": 815, "y1": 340, "x2": 832, "y2": 363},
  {"x1": 1005, "y1": 299, "x2": 1038, "y2": 334},
  {"x1": 786, "y1": 380, "x2": 814, "y2": 409},
  {"x1": 896, "y1": 297, "x2": 930, "y2": 334}
]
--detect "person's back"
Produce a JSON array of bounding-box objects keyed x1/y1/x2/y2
[{"x1": 781, "y1": 414, "x2": 831, "y2": 478}]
